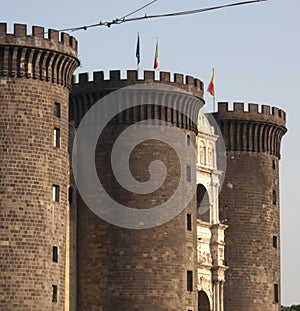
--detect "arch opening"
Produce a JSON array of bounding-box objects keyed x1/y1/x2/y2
[
  {"x1": 198, "y1": 290, "x2": 210, "y2": 311},
  {"x1": 197, "y1": 184, "x2": 210, "y2": 223}
]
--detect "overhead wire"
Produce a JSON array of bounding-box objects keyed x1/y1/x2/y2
[
  {"x1": 52, "y1": 0, "x2": 159, "y2": 33},
  {"x1": 54, "y1": 0, "x2": 267, "y2": 33},
  {"x1": 0, "y1": 0, "x2": 267, "y2": 38},
  {"x1": 120, "y1": 0, "x2": 158, "y2": 19}
]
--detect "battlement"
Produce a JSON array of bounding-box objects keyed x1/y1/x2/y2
[
  {"x1": 70, "y1": 70, "x2": 204, "y2": 131},
  {"x1": 0, "y1": 23, "x2": 79, "y2": 88},
  {"x1": 213, "y1": 102, "x2": 287, "y2": 158},
  {"x1": 72, "y1": 70, "x2": 204, "y2": 99},
  {"x1": 216, "y1": 102, "x2": 286, "y2": 127},
  {"x1": 0, "y1": 23, "x2": 78, "y2": 56}
]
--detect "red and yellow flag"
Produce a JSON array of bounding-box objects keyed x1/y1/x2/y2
[
  {"x1": 153, "y1": 40, "x2": 159, "y2": 69},
  {"x1": 207, "y1": 69, "x2": 215, "y2": 96}
]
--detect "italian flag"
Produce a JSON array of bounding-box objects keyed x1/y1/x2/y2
[{"x1": 153, "y1": 40, "x2": 159, "y2": 69}]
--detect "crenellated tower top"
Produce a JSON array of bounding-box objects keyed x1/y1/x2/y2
[
  {"x1": 0, "y1": 23, "x2": 79, "y2": 88},
  {"x1": 72, "y1": 70, "x2": 204, "y2": 99},
  {"x1": 70, "y1": 70, "x2": 204, "y2": 130},
  {"x1": 216, "y1": 102, "x2": 286, "y2": 127},
  {"x1": 213, "y1": 102, "x2": 287, "y2": 158},
  {"x1": 0, "y1": 23, "x2": 78, "y2": 55}
]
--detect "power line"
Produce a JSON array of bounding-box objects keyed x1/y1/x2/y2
[
  {"x1": 120, "y1": 0, "x2": 158, "y2": 20},
  {"x1": 55, "y1": 0, "x2": 267, "y2": 33}
]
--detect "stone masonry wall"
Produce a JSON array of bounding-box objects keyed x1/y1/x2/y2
[
  {"x1": 0, "y1": 23, "x2": 79, "y2": 310},
  {"x1": 0, "y1": 79, "x2": 69, "y2": 310},
  {"x1": 213, "y1": 102, "x2": 286, "y2": 311},
  {"x1": 71, "y1": 74, "x2": 204, "y2": 310}
]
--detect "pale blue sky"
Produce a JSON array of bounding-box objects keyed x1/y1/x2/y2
[{"x1": 3, "y1": 0, "x2": 299, "y2": 305}]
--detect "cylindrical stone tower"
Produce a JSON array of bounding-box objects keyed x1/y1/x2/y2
[
  {"x1": 70, "y1": 70, "x2": 204, "y2": 310},
  {"x1": 213, "y1": 102, "x2": 287, "y2": 311},
  {"x1": 0, "y1": 23, "x2": 79, "y2": 310}
]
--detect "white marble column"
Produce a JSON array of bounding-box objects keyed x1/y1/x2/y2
[
  {"x1": 213, "y1": 281, "x2": 220, "y2": 311},
  {"x1": 219, "y1": 281, "x2": 224, "y2": 311}
]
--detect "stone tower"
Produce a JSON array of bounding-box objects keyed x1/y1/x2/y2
[
  {"x1": 0, "y1": 23, "x2": 79, "y2": 310},
  {"x1": 69, "y1": 70, "x2": 205, "y2": 310},
  {"x1": 213, "y1": 102, "x2": 287, "y2": 311}
]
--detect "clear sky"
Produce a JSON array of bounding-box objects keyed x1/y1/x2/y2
[{"x1": 2, "y1": 0, "x2": 299, "y2": 306}]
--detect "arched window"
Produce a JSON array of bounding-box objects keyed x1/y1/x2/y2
[
  {"x1": 198, "y1": 290, "x2": 210, "y2": 311},
  {"x1": 197, "y1": 184, "x2": 210, "y2": 223}
]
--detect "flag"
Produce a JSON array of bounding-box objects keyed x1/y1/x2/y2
[
  {"x1": 136, "y1": 33, "x2": 140, "y2": 66},
  {"x1": 207, "y1": 69, "x2": 215, "y2": 96},
  {"x1": 153, "y1": 39, "x2": 159, "y2": 69}
]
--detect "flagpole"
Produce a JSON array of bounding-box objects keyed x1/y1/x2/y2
[
  {"x1": 156, "y1": 37, "x2": 159, "y2": 77},
  {"x1": 213, "y1": 68, "x2": 215, "y2": 112},
  {"x1": 207, "y1": 68, "x2": 215, "y2": 112},
  {"x1": 154, "y1": 37, "x2": 158, "y2": 69},
  {"x1": 137, "y1": 32, "x2": 140, "y2": 71}
]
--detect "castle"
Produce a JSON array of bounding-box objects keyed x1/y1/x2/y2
[{"x1": 0, "y1": 24, "x2": 287, "y2": 311}]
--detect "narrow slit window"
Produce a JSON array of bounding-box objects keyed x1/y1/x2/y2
[
  {"x1": 52, "y1": 185, "x2": 60, "y2": 202},
  {"x1": 187, "y1": 134, "x2": 190, "y2": 145},
  {"x1": 186, "y1": 165, "x2": 191, "y2": 182},
  {"x1": 272, "y1": 160, "x2": 276, "y2": 170},
  {"x1": 187, "y1": 270, "x2": 193, "y2": 292},
  {"x1": 274, "y1": 284, "x2": 279, "y2": 303},
  {"x1": 54, "y1": 128, "x2": 60, "y2": 148},
  {"x1": 52, "y1": 246, "x2": 58, "y2": 263},
  {"x1": 68, "y1": 187, "x2": 73, "y2": 205},
  {"x1": 187, "y1": 214, "x2": 192, "y2": 231},
  {"x1": 273, "y1": 236, "x2": 278, "y2": 248},
  {"x1": 272, "y1": 190, "x2": 276, "y2": 205},
  {"x1": 54, "y1": 102, "x2": 61, "y2": 118},
  {"x1": 52, "y1": 285, "x2": 58, "y2": 303}
]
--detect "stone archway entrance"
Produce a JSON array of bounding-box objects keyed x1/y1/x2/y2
[{"x1": 198, "y1": 290, "x2": 210, "y2": 311}]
